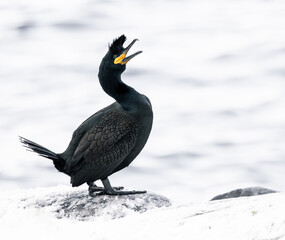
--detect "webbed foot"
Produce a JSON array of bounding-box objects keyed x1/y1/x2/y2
[
  {"x1": 87, "y1": 181, "x2": 125, "y2": 197},
  {"x1": 100, "y1": 178, "x2": 146, "y2": 195}
]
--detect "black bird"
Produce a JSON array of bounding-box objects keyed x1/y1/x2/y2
[{"x1": 20, "y1": 35, "x2": 153, "y2": 196}]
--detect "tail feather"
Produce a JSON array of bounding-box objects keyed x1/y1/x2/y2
[{"x1": 19, "y1": 136, "x2": 65, "y2": 172}]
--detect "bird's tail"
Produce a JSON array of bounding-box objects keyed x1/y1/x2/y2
[{"x1": 19, "y1": 136, "x2": 65, "y2": 172}]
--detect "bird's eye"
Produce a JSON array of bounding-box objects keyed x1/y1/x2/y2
[{"x1": 113, "y1": 55, "x2": 117, "y2": 59}]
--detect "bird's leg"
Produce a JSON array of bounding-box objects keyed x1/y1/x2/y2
[
  {"x1": 88, "y1": 182, "x2": 105, "y2": 197},
  {"x1": 87, "y1": 181, "x2": 125, "y2": 197},
  {"x1": 101, "y1": 178, "x2": 146, "y2": 195},
  {"x1": 88, "y1": 182, "x2": 104, "y2": 191}
]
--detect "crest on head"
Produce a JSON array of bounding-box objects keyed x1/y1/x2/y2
[
  {"x1": 104, "y1": 35, "x2": 142, "y2": 66},
  {"x1": 109, "y1": 35, "x2": 127, "y2": 55}
]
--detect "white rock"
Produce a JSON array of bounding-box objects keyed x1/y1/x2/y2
[{"x1": 0, "y1": 186, "x2": 285, "y2": 240}]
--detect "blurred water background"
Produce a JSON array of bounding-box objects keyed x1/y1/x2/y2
[{"x1": 0, "y1": 0, "x2": 285, "y2": 203}]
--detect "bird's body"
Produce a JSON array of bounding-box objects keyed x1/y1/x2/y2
[
  {"x1": 20, "y1": 35, "x2": 153, "y2": 195},
  {"x1": 62, "y1": 96, "x2": 152, "y2": 187}
]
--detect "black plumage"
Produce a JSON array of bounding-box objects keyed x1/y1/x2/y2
[{"x1": 20, "y1": 35, "x2": 153, "y2": 195}]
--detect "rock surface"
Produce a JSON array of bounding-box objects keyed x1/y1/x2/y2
[
  {"x1": 1, "y1": 186, "x2": 285, "y2": 240},
  {"x1": 20, "y1": 186, "x2": 171, "y2": 220},
  {"x1": 211, "y1": 187, "x2": 277, "y2": 201}
]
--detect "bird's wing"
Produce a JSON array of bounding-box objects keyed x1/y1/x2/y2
[{"x1": 69, "y1": 111, "x2": 138, "y2": 186}]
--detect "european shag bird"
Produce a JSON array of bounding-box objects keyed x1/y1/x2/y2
[{"x1": 19, "y1": 35, "x2": 153, "y2": 196}]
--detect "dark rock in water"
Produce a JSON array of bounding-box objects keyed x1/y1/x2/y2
[
  {"x1": 22, "y1": 189, "x2": 171, "y2": 221},
  {"x1": 211, "y1": 187, "x2": 277, "y2": 201}
]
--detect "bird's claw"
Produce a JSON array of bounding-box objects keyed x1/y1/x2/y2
[
  {"x1": 88, "y1": 186, "x2": 125, "y2": 197},
  {"x1": 89, "y1": 188, "x2": 146, "y2": 197}
]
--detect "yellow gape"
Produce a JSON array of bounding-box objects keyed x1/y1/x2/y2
[
  {"x1": 113, "y1": 38, "x2": 142, "y2": 65},
  {"x1": 114, "y1": 53, "x2": 127, "y2": 65}
]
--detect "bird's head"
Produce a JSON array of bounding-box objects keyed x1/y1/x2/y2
[{"x1": 100, "y1": 35, "x2": 142, "y2": 74}]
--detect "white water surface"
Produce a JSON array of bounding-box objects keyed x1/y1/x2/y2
[{"x1": 0, "y1": 0, "x2": 285, "y2": 203}]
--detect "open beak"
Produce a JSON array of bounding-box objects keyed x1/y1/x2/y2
[{"x1": 114, "y1": 39, "x2": 142, "y2": 65}]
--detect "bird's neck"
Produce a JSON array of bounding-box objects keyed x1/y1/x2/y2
[{"x1": 99, "y1": 71, "x2": 137, "y2": 110}]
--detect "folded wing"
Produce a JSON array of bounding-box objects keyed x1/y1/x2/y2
[{"x1": 68, "y1": 111, "x2": 138, "y2": 187}]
